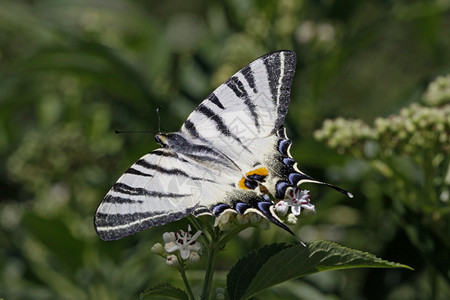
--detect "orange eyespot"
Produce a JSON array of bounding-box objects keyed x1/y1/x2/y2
[
  {"x1": 247, "y1": 167, "x2": 269, "y2": 177},
  {"x1": 238, "y1": 177, "x2": 248, "y2": 190},
  {"x1": 238, "y1": 167, "x2": 269, "y2": 190}
]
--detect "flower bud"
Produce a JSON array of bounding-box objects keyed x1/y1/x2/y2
[
  {"x1": 216, "y1": 287, "x2": 225, "y2": 300},
  {"x1": 214, "y1": 211, "x2": 235, "y2": 231},
  {"x1": 151, "y1": 243, "x2": 164, "y2": 256},
  {"x1": 274, "y1": 200, "x2": 289, "y2": 216},
  {"x1": 287, "y1": 213, "x2": 298, "y2": 225},
  {"x1": 249, "y1": 212, "x2": 261, "y2": 224},
  {"x1": 236, "y1": 214, "x2": 249, "y2": 224},
  {"x1": 187, "y1": 251, "x2": 201, "y2": 264},
  {"x1": 166, "y1": 254, "x2": 179, "y2": 268}
]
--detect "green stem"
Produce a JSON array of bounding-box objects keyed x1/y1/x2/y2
[
  {"x1": 179, "y1": 261, "x2": 195, "y2": 300},
  {"x1": 189, "y1": 216, "x2": 211, "y2": 245},
  {"x1": 218, "y1": 225, "x2": 249, "y2": 249},
  {"x1": 201, "y1": 217, "x2": 216, "y2": 238},
  {"x1": 200, "y1": 228, "x2": 220, "y2": 300}
]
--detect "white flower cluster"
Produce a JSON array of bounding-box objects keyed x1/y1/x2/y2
[
  {"x1": 423, "y1": 74, "x2": 450, "y2": 106},
  {"x1": 274, "y1": 187, "x2": 316, "y2": 224},
  {"x1": 151, "y1": 225, "x2": 202, "y2": 267},
  {"x1": 314, "y1": 96, "x2": 450, "y2": 158}
]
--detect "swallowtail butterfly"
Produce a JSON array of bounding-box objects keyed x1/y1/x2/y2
[{"x1": 94, "y1": 50, "x2": 352, "y2": 241}]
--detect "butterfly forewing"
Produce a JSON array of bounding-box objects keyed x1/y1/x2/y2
[
  {"x1": 95, "y1": 146, "x2": 239, "y2": 240},
  {"x1": 181, "y1": 51, "x2": 295, "y2": 139}
]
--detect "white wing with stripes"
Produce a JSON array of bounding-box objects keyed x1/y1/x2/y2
[
  {"x1": 95, "y1": 148, "x2": 238, "y2": 240},
  {"x1": 94, "y1": 50, "x2": 351, "y2": 241}
]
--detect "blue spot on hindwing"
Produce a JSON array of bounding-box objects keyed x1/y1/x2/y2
[
  {"x1": 212, "y1": 203, "x2": 230, "y2": 216},
  {"x1": 282, "y1": 157, "x2": 296, "y2": 166},
  {"x1": 275, "y1": 181, "x2": 290, "y2": 199},
  {"x1": 257, "y1": 201, "x2": 272, "y2": 215},
  {"x1": 288, "y1": 173, "x2": 308, "y2": 185},
  {"x1": 235, "y1": 202, "x2": 249, "y2": 214},
  {"x1": 278, "y1": 139, "x2": 291, "y2": 155}
]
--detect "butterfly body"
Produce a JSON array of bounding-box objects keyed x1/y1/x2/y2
[{"x1": 95, "y1": 51, "x2": 351, "y2": 241}]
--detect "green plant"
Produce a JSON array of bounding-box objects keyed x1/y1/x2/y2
[
  {"x1": 142, "y1": 216, "x2": 410, "y2": 300},
  {"x1": 314, "y1": 74, "x2": 450, "y2": 298}
]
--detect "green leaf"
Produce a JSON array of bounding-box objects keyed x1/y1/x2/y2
[
  {"x1": 140, "y1": 283, "x2": 189, "y2": 300},
  {"x1": 227, "y1": 240, "x2": 413, "y2": 300}
]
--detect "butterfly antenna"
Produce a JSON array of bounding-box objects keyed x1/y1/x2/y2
[
  {"x1": 156, "y1": 106, "x2": 162, "y2": 133},
  {"x1": 114, "y1": 130, "x2": 155, "y2": 134}
]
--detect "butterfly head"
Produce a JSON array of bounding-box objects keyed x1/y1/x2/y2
[
  {"x1": 155, "y1": 133, "x2": 189, "y2": 151},
  {"x1": 155, "y1": 134, "x2": 167, "y2": 147}
]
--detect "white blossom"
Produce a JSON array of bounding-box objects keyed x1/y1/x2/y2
[
  {"x1": 275, "y1": 188, "x2": 316, "y2": 219},
  {"x1": 287, "y1": 188, "x2": 315, "y2": 216},
  {"x1": 163, "y1": 225, "x2": 202, "y2": 260}
]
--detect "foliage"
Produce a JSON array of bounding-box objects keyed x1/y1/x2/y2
[
  {"x1": 140, "y1": 283, "x2": 189, "y2": 300},
  {"x1": 146, "y1": 223, "x2": 410, "y2": 300},
  {"x1": 314, "y1": 75, "x2": 450, "y2": 296},
  {"x1": 0, "y1": 0, "x2": 449, "y2": 299},
  {"x1": 226, "y1": 241, "x2": 411, "y2": 300}
]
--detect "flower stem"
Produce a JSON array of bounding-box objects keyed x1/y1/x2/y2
[
  {"x1": 200, "y1": 228, "x2": 220, "y2": 300},
  {"x1": 218, "y1": 225, "x2": 249, "y2": 249},
  {"x1": 179, "y1": 261, "x2": 195, "y2": 300}
]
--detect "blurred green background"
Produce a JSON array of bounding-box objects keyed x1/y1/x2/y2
[{"x1": 1, "y1": 0, "x2": 449, "y2": 299}]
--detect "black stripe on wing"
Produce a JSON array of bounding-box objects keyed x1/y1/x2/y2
[
  {"x1": 112, "y1": 182, "x2": 191, "y2": 198},
  {"x1": 182, "y1": 152, "x2": 236, "y2": 169},
  {"x1": 151, "y1": 147, "x2": 227, "y2": 168},
  {"x1": 125, "y1": 167, "x2": 153, "y2": 177},
  {"x1": 159, "y1": 132, "x2": 237, "y2": 167},
  {"x1": 241, "y1": 65, "x2": 257, "y2": 93},
  {"x1": 135, "y1": 159, "x2": 187, "y2": 177},
  {"x1": 135, "y1": 157, "x2": 217, "y2": 182},
  {"x1": 226, "y1": 76, "x2": 259, "y2": 130},
  {"x1": 95, "y1": 209, "x2": 193, "y2": 241},
  {"x1": 207, "y1": 93, "x2": 225, "y2": 109},
  {"x1": 103, "y1": 183, "x2": 193, "y2": 205},
  {"x1": 195, "y1": 104, "x2": 232, "y2": 136},
  {"x1": 183, "y1": 120, "x2": 200, "y2": 138},
  {"x1": 152, "y1": 149, "x2": 186, "y2": 159},
  {"x1": 194, "y1": 104, "x2": 251, "y2": 152},
  {"x1": 262, "y1": 51, "x2": 296, "y2": 131}
]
